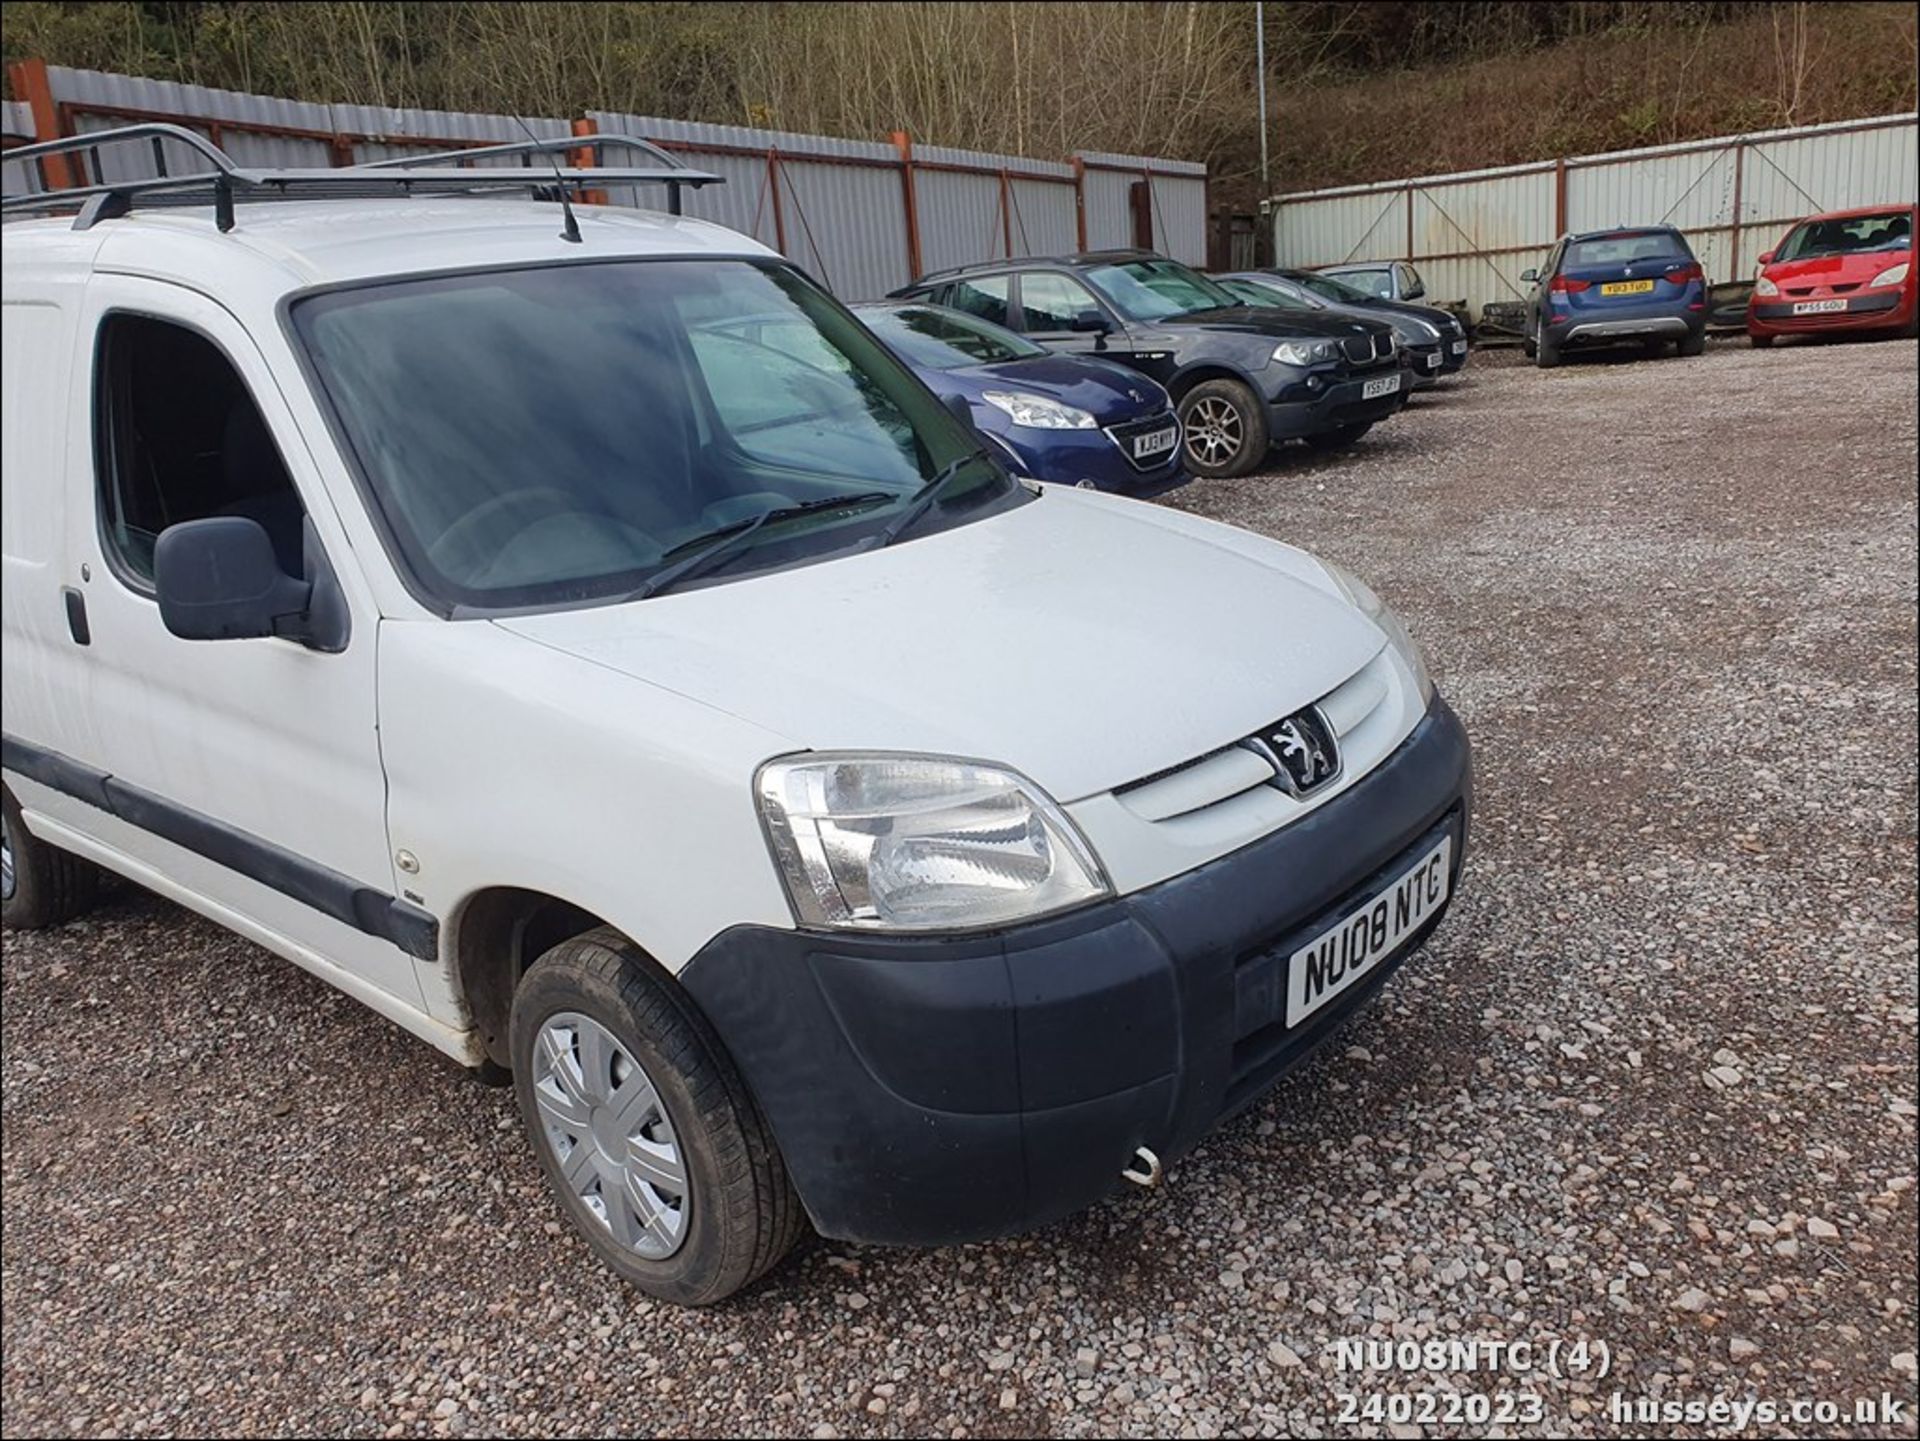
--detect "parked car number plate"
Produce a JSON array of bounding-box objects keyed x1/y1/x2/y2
[
  {"x1": 1287, "y1": 835, "x2": 1452, "y2": 1028},
  {"x1": 1131, "y1": 425, "x2": 1178, "y2": 459},
  {"x1": 1791, "y1": 298, "x2": 1848, "y2": 315},
  {"x1": 1450, "y1": 338, "x2": 1468, "y2": 354},
  {"x1": 1361, "y1": 374, "x2": 1401, "y2": 400},
  {"x1": 1600, "y1": 279, "x2": 1656, "y2": 296}
]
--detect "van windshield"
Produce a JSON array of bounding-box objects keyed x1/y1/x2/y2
[{"x1": 292, "y1": 259, "x2": 1013, "y2": 611}]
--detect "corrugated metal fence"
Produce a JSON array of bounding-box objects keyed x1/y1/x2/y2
[
  {"x1": 5, "y1": 61, "x2": 1208, "y2": 297},
  {"x1": 1271, "y1": 113, "x2": 1918, "y2": 318}
]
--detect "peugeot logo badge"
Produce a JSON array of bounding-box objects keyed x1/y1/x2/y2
[{"x1": 1245, "y1": 707, "x2": 1341, "y2": 797}]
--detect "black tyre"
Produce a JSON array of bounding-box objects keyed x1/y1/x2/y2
[
  {"x1": 510, "y1": 927, "x2": 804, "y2": 1306},
  {"x1": 1535, "y1": 325, "x2": 1562, "y2": 369},
  {"x1": 1304, "y1": 422, "x2": 1372, "y2": 452},
  {"x1": 2, "y1": 786, "x2": 103, "y2": 931},
  {"x1": 1678, "y1": 329, "x2": 1707, "y2": 357},
  {"x1": 1749, "y1": 333, "x2": 1776, "y2": 349},
  {"x1": 1640, "y1": 337, "x2": 1669, "y2": 357},
  {"x1": 1177, "y1": 378, "x2": 1269, "y2": 479}
]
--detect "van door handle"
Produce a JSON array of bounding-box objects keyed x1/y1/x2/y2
[{"x1": 62, "y1": 587, "x2": 91, "y2": 646}]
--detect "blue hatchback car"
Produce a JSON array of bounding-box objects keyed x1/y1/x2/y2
[
  {"x1": 1520, "y1": 226, "x2": 1709, "y2": 367},
  {"x1": 853, "y1": 302, "x2": 1187, "y2": 495}
]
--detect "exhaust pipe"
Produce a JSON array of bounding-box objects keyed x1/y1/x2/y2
[{"x1": 1121, "y1": 1146, "x2": 1163, "y2": 1189}]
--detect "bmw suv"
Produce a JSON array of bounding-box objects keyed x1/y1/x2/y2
[{"x1": 891, "y1": 251, "x2": 1408, "y2": 479}]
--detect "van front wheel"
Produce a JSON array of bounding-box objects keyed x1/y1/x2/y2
[
  {"x1": 509, "y1": 927, "x2": 804, "y2": 1305},
  {"x1": 2, "y1": 786, "x2": 103, "y2": 931}
]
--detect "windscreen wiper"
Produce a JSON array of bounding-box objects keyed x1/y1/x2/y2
[
  {"x1": 624, "y1": 490, "x2": 894, "y2": 602},
  {"x1": 865, "y1": 448, "x2": 994, "y2": 551}
]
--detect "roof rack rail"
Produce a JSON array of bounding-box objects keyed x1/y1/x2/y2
[{"x1": 1, "y1": 122, "x2": 723, "y2": 232}]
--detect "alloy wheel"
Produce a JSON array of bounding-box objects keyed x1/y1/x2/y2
[
  {"x1": 1, "y1": 810, "x2": 15, "y2": 902},
  {"x1": 1185, "y1": 396, "x2": 1244, "y2": 469},
  {"x1": 531, "y1": 1011, "x2": 689, "y2": 1260}
]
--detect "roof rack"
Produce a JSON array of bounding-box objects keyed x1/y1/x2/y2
[{"x1": 1, "y1": 122, "x2": 724, "y2": 232}]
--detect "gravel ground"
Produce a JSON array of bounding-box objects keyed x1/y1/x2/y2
[{"x1": 4, "y1": 334, "x2": 1917, "y2": 1440}]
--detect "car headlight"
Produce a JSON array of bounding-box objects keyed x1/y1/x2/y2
[
  {"x1": 1273, "y1": 339, "x2": 1339, "y2": 366},
  {"x1": 1321, "y1": 560, "x2": 1433, "y2": 703},
  {"x1": 1402, "y1": 317, "x2": 1441, "y2": 341},
  {"x1": 1869, "y1": 261, "x2": 1910, "y2": 289},
  {"x1": 1754, "y1": 275, "x2": 1780, "y2": 297},
  {"x1": 756, "y1": 753, "x2": 1110, "y2": 931},
  {"x1": 981, "y1": 390, "x2": 1098, "y2": 430}
]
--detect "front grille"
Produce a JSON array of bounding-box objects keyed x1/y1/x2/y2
[
  {"x1": 1113, "y1": 657, "x2": 1392, "y2": 825},
  {"x1": 1103, "y1": 410, "x2": 1181, "y2": 472},
  {"x1": 1340, "y1": 332, "x2": 1394, "y2": 364}
]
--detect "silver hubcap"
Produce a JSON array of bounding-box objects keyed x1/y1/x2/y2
[
  {"x1": 1185, "y1": 396, "x2": 1244, "y2": 468},
  {"x1": 2, "y1": 810, "x2": 15, "y2": 903},
  {"x1": 532, "y1": 1012, "x2": 689, "y2": 1260}
]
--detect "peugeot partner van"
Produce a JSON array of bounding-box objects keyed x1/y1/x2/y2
[{"x1": 2, "y1": 130, "x2": 1471, "y2": 1305}]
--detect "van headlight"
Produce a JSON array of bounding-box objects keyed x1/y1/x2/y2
[
  {"x1": 757, "y1": 754, "x2": 1110, "y2": 931},
  {"x1": 1322, "y1": 561, "x2": 1433, "y2": 702},
  {"x1": 1869, "y1": 261, "x2": 1909, "y2": 289},
  {"x1": 981, "y1": 390, "x2": 1097, "y2": 430},
  {"x1": 1754, "y1": 275, "x2": 1780, "y2": 297}
]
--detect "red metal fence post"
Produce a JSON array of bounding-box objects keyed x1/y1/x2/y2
[
  {"x1": 1554, "y1": 156, "x2": 1568, "y2": 235},
  {"x1": 998, "y1": 167, "x2": 1013, "y2": 258},
  {"x1": 10, "y1": 58, "x2": 76, "y2": 188},
  {"x1": 1404, "y1": 183, "x2": 1415, "y2": 261},
  {"x1": 891, "y1": 130, "x2": 922, "y2": 278},
  {"x1": 1072, "y1": 156, "x2": 1088, "y2": 252},
  {"x1": 766, "y1": 147, "x2": 788, "y2": 254},
  {"x1": 570, "y1": 116, "x2": 609, "y2": 206}
]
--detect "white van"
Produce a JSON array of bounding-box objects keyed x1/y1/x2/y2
[{"x1": 2, "y1": 130, "x2": 1471, "y2": 1305}]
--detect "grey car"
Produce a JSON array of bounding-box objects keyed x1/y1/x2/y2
[{"x1": 1317, "y1": 260, "x2": 1431, "y2": 305}]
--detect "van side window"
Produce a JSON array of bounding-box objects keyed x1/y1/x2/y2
[{"x1": 95, "y1": 315, "x2": 307, "y2": 586}]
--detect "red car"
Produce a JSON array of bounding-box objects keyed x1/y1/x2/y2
[{"x1": 1748, "y1": 203, "x2": 1917, "y2": 346}]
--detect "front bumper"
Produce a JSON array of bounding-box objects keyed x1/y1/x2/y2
[
  {"x1": 681, "y1": 697, "x2": 1472, "y2": 1246},
  {"x1": 1748, "y1": 288, "x2": 1911, "y2": 334},
  {"x1": 995, "y1": 414, "x2": 1187, "y2": 496},
  {"x1": 1265, "y1": 365, "x2": 1410, "y2": 439}
]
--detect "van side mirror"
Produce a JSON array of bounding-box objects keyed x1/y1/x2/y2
[
  {"x1": 1758, "y1": 250, "x2": 1774, "y2": 266},
  {"x1": 1519, "y1": 268, "x2": 1539, "y2": 283},
  {"x1": 1071, "y1": 309, "x2": 1110, "y2": 334},
  {"x1": 153, "y1": 516, "x2": 313, "y2": 644},
  {"x1": 1404, "y1": 283, "x2": 1425, "y2": 299},
  {"x1": 940, "y1": 392, "x2": 978, "y2": 429}
]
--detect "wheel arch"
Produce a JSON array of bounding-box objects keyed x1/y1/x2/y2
[
  {"x1": 448, "y1": 885, "x2": 676, "y2": 1070},
  {"x1": 1163, "y1": 361, "x2": 1262, "y2": 402}
]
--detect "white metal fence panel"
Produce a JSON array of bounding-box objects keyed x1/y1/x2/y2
[
  {"x1": 1272, "y1": 113, "x2": 1917, "y2": 317},
  {"x1": 916, "y1": 168, "x2": 1006, "y2": 277},
  {"x1": 2, "y1": 101, "x2": 40, "y2": 197},
  {"x1": 11, "y1": 66, "x2": 1211, "y2": 302},
  {"x1": 1075, "y1": 152, "x2": 1207, "y2": 264}
]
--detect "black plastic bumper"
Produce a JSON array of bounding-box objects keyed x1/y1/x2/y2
[
  {"x1": 680, "y1": 698, "x2": 1473, "y2": 1246},
  {"x1": 1266, "y1": 368, "x2": 1410, "y2": 439}
]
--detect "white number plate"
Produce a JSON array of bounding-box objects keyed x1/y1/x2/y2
[
  {"x1": 1287, "y1": 835, "x2": 1451, "y2": 1027},
  {"x1": 1361, "y1": 374, "x2": 1401, "y2": 400},
  {"x1": 1450, "y1": 338, "x2": 1469, "y2": 354},
  {"x1": 1132, "y1": 425, "x2": 1178, "y2": 459},
  {"x1": 1791, "y1": 298, "x2": 1847, "y2": 315}
]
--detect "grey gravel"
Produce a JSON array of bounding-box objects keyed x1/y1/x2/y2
[{"x1": 4, "y1": 336, "x2": 1917, "y2": 1438}]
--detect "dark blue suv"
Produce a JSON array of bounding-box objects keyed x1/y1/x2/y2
[
  {"x1": 854, "y1": 302, "x2": 1186, "y2": 496},
  {"x1": 1521, "y1": 226, "x2": 1708, "y2": 367}
]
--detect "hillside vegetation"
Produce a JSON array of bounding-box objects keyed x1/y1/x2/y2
[{"x1": 3, "y1": 2, "x2": 1914, "y2": 206}]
